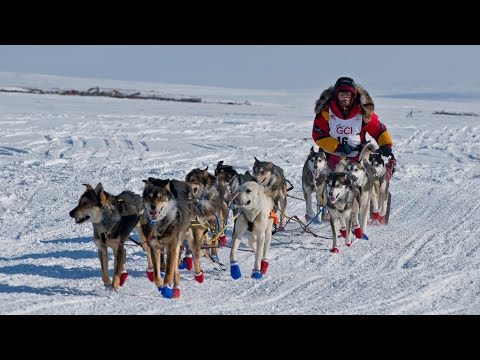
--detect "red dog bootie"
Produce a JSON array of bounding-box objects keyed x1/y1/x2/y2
[
  {"x1": 219, "y1": 234, "x2": 227, "y2": 247},
  {"x1": 194, "y1": 270, "x2": 204, "y2": 283},
  {"x1": 340, "y1": 229, "x2": 347, "y2": 238},
  {"x1": 146, "y1": 268, "x2": 154, "y2": 282},
  {"x1": 353, "y1": 227, "x2": 363, "y2": 239},
  {"x1": 179, "y1": 253, "x2": 193, "y2": 271},
  {"x1": 173, "y1": 287, "x2": 181, "y2": 298},
  {"x1": 119, "y1": 271, "x2": 129, "y2": 286},
  {"x1": 260, "y1": 259, "x2": 269, "y2": 275}
]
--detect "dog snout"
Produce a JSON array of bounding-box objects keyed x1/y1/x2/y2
[{"x1": 69, "y1": 209, "x2": 76, "y2": 218}]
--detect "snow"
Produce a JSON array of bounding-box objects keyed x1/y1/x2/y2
[{"x1": 1, "y1": 72, "x2": 479, "y2": 314}]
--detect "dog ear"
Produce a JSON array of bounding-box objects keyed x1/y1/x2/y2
[
  {"x1": 217, "y1": 160, "x2": 224, "y2": 167},
  {"x1": 83, "y1": 183, "x2": 94, "y2": 191},
  {"x1": 94, "y1": 183, "x2": 104, "y2": 195},
  {"x1": 202, "y1": 166, "x2": 209, "y2": 172},
  {"x1": 310, "y1": 146, "x2": 315, "y2": 155},
  {"x1": 99, "y1": 191, "x2": 109, "y2": 207},
  {"x1": 142, "y1": 178, "x2": 152, "y2": 186}
]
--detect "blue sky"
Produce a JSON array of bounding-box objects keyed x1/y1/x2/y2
[{"x1": 0, "y1": 45, "x2": 479, "y2": 90}]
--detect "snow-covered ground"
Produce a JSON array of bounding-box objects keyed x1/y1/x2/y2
[{"x1": 1, "y1": 73, "x2": 479, "y2": 314}]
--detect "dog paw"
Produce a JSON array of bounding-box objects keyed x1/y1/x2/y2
[
  {"x1": 260, "y1": 259, "x2": 269, "y2": 275},
  {"x1": 277, "y1": 225, "x2": 285, "y2": 232},
  {"x1": 211, "y1": 255, "x2": 219, "y2": 263},
  {"x1": 230, "y1": 262, "x2": 241, "y2": 280},
  {"x1": 160, "y1": 284, "x2": 174, "y2": 298},
  {"x1": 194, "y1": 270, "x2": 204, "y2": 283},
  {"x1": 345, "y1": 241, "x2": 352, "y2": 247},
  {"x1": 179, "y1": 254, "x2": 193, "y2": 270},
  {"x1": 353, "y1": 227, "x2": 363, "y2": 239},
  {"x1": 219, "y1": 235, "x2": 227, "y2": 247},
  {"x1": 330, "y1": 247, "x2": 339, "y2": 253},
  {"x1": 305, "y1": 214, "x2": 312, "y2": 222},
  {"x1": 119, "y1": 272, "x2": 128, "y2": 287},
  {"x1": 251, "y1": 270, "x2": 262, "y2": 279},
  {"x1": 146, "y1": 268, "x2": 154, "y2": 282},
  {"x1": 161, "y1": 271, "x2": 165, "y2": 279},
  {"x1": 340, "y1": 229, "x2": 347, "y2": 238},
  {"x1": 173, "y1": 287, "x2": 181, "y2": 298}
]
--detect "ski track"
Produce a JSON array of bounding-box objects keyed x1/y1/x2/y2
[{"x1": 1, "y1": 83, "x2": 480, "y2": 314}]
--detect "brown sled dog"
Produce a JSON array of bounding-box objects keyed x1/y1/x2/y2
[
  {"x1": 69, "y1": 183, "x2": 148, "y2": 289},
  {"x1": 142, "y1": 177, "x2": 205, "y2": 298}
]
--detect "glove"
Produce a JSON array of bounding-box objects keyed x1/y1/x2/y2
[
  {"x1": 377, "y1": 145, "x2": 393, "y2": 157},
  {"x1": 337, "y1": 142, "x2": 353, "y2": 155}
]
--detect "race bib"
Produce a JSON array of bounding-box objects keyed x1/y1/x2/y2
[{"x1": 329, "y1": 108, "x2": 362, "y2": 157}]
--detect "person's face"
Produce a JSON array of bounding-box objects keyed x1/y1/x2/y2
[{"x1": 337, "y1": 91, "x2": 353, "y2": 107}]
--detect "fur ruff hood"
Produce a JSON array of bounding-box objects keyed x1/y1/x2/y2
[{"x1": 314, "y1": 84, "x2": 374, "y2": 120}]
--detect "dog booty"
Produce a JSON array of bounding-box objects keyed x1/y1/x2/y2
[
  {"x1": 219, "y1": 235, "x2": 227, "y2": 247},
  {"x1": 179, "y1": 254, "x2": 193, "y2": 271},
  {"x1": 305, "y1": 214, "x2": 312, "y2": 222},
  {"x1": 353, "y1": 227, "x2": 363, "y2": 239},
  {"x1": 251, "y1": 270, "x2": 262, "y2": 279},
  {"x1": 161, "y1": 271, "x2": 165, "y2": 279},
  {"x1": 119, "y1": 271, "x2": 128, "y2": 287},
  {"x1": 331, "y1": 247, "x2": 339, "y2": 253},
  {"x1": 260, "y1": 259, "x2": 269, "y2": 275},
  {"x1": 345, "y1": 241, "x2": 352, "y2": 247},
  {"x1": 194, "y1": 270, "x2": 204, "y2": 284},
  {"x1": 230, "y1": 262, "x2": 241, "y2": 280},
  {"x1": 277, "y1": 225, "x2": 285, "y2": 232},
  {"x1": 173, "y1": 287, "x2": 181, "y2": 298},
  {"x1": 372, "y1": 211, "x2": 381, "y2": 222},
  {"x1": 340, "y1": 229, "x2": 347, "y2": 238},
  {"x1": 160, "y1": 284, "x2": 174, "y2": 299},
  {"x1": 146, "y1": 268, "x2": 154, "y2": 282},
  {"x1": 211, "y1": 255, "x2": 219, "y2": 264}
]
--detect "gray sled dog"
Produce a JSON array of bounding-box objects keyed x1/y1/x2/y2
[
  {"x1": 229, "y1": 181, "x2": 274, "y2": 280},
  {"x1": 369, "y1": 151, "x2": 389, "y2": 224},
  {"x1": 326, "y1": 173, "x2": 360, "y2": 253},
  {"x1": 302, "y1": 146, "x2": 328, "y2": 222},
  {"x1": 69, "y1": 183, "x2": 147, "y2": 289}
]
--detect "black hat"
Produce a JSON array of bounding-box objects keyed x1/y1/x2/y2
[{"x1": 334, "y1": 77, "x2": 357, "y2": 97}]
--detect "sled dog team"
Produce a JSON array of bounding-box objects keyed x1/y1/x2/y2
[{"x1": 70, "y1": 145, "x2": 390, "y2": 298}]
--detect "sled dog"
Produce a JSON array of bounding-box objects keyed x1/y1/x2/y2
[
  {"x1": 142, "y1": 177, "x2": 205, "y2": 298},
  {"x1": 229, "y1": 181, "x2": 274, "y2": 279},
  {"x1": 302, "y1": 146, "x2": 328, "y2": 222},
  {"x1": 252, "y1": 157, "x2": 288, "y2": 230},
  {"x1": 326, "y1": 173, "x2": 360, "y2": 253},
  {"x1": 69, "y1": 183, "x2": 148, "y2": 289}
]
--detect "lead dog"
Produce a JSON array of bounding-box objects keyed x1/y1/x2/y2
[
  {"x1": 69, "y1": 183, "x2": 148, "y2": 289},
  {"x1": 326, "y1": 173, "x2": 360, "y2": 253},
  {"x1": 142, "y1": 177, "x2": 205, "y2": 298},
  {"x1": 229, "y1": 181, "x2": 274, "y2": 279}
]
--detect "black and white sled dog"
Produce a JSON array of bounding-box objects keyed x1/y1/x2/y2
[
  {"x1": 302, "y1": 146, "x2": 328, "y2": 222},
  {"x1": 369, "y1": 151, "x2": 388, "y2": 224},
  {"x1": 69, "y1": 183, "x2": 147, "y2": 289},
  {"x1": 326, "y1": 172, "x2": 360, "y2": 253},
  {"x1": 229, "y1": 181, "x2": 274, "y2": 279},
  {"x1": 344, "y1": 143, "x2": 376, "y2": 238},
  {"x1": 252, "y1": 157, "x2": 288, "y2": 231}
]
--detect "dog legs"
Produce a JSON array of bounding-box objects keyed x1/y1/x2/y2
[
  {"x1": 278, "y1": 191, "x2": 287, "y2": 228},
  {"x1": 112, "y1": 243, "x2": 126, "y2": 289},
  {"x1": 303, "y1": 188, "x2": 314, "y2": 217},
  {"x1": 151, "y1": 246, "x2": 164, "y2": 287},
  {"x1": 97, "y1": 243, "x2": 111, "y2": 287}
]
